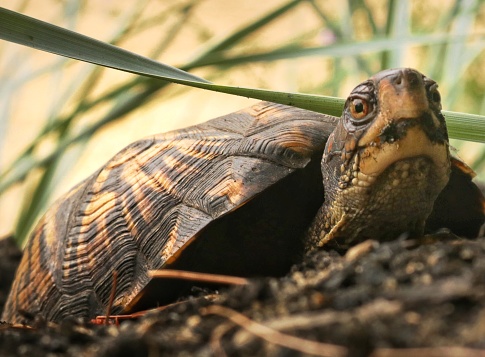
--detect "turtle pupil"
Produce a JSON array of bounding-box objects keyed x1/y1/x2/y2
[{"x1": 355, "y1": 102, "x2": 364, "y2": 113}]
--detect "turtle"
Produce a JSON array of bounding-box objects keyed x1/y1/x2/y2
[{"x1": 2, "y1": 68, "x2": 484, "y2": 323}]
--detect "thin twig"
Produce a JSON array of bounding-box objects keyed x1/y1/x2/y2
[
  {"x1": 200, "y1": 305, "x2": 348, "y2": 357},
  {"x1": 148, "y1": 270, "x2": 249, "y2": 285},
  {"x1": 92, "y1": 294, "x2": 221, "y2": 324}
]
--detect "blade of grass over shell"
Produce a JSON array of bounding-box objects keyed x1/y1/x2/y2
[
  {"x1": 0, "y1": 0, "x2": 300, "y2": 186},
  {"x1": 0, "y1": 7, "x2": 447, "y2": 120},
  {"x1": 0, "y1": 7, "x2": 344, "y2": 115},
  {"x1": 1, "y1": 6, "x2": 484, "y2": 143},
  {"x1": 0, "y1": 8, "x2": 210, "y2": 84}
]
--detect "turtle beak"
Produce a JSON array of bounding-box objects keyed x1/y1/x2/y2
[{"x1": 356, "y1": 68, "x2": 450, "y2": 180}]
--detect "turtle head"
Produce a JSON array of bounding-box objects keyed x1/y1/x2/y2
[{"x1": 308, "y1": 68, "x2": 451, "y2": 249}]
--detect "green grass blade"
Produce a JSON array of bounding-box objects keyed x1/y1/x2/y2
[
  {"x1": 443, "y1": 111, "x2": 485, "y2": 143},
  {"x1": 0, "y1": 7, "x2": 346, "y2": 113},
  {"x1": 0, "y1": 7, "x2": 210, "y2": 84},
  {"x1": 1, "y1": 6, "x2": 484, "y2": 144}
]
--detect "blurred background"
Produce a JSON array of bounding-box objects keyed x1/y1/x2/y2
[{"x1": 1, "y1": 0, "x2": 484, "y2": 244}]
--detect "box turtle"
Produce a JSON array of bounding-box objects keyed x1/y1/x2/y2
[{"x1": 3, "y1": 68, "x2": 484, "y2": 323}]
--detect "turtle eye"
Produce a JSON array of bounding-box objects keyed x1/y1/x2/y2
[{"x1": 349, "y1": 98, "x2": 372, "y2": 121}]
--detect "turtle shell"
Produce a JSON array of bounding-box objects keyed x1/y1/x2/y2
[
  {"x1": 3, "y1": 101, "x2": 484, "y2": 323},
  {"x1": 3, "y1": 102, "x2": 337, "y2": 322}
]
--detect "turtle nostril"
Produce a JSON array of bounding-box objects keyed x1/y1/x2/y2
[
  {"x1": 406, "y1": 70, "x2": 419, "y2": 87},
  {"x1": 391, "y1": 69, "x2": 421, "y2": 90}
]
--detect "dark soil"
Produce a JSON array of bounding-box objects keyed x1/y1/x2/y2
[{"x1": 1, "y1": 233, "x2": 485, "y2": 357}]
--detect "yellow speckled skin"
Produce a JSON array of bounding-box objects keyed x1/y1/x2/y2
[
  {"x1": 3, "y1": 69, "x2": 484, "y2": 323},
  {"x1": 306, "y1": 69, "x2": 451, "y2": 249}
]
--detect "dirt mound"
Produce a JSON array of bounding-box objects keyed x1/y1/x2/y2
[{"x1": 1, "y1": 234, "x2": 485, "y2": 356}]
